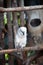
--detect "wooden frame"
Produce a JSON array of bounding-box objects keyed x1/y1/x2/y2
[{"x1": 0, "y1": 5, "x2": 43, "y2": 12}]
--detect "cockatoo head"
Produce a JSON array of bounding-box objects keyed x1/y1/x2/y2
[{"x1": 17, "y1": 27, "x2": 27, "y2": 38}]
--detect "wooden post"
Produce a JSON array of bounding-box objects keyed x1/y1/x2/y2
[
  {"x1": 0, "y1": 0, "x2": 4, "y2": 29},
  {"x1": 7, "y1": 0, "x2": 13, "y2": 49},
  {"x1": 12, "y1": 0, "x2": 18, "y2": 45},
  {"x1": 0, "y1": 0, "x2": 4, "y2": 48},
  {"x1": 7, "y1": 0, "x2": 14, "y2": 65},
  {"x1": 12, "y1": 0, "x2": 18, "y2": 65},
  {"x1": 19, "y1": 0, "x2": 25, "y2": 26}
]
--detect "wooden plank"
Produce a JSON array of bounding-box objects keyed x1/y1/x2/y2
[{"x1": 0, "y1": 5, "x2": 43, "y2": 12}]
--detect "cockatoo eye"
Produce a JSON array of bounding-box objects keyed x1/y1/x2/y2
[
  {"x1": 22, "y1": 31, "x2": 24, "y2": 35},
  {"x1": 20, "y1": 29, "x2": 24, "y2": 35}
]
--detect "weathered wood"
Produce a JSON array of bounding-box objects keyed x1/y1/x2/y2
[
  {"x1": 19, "y1": 0, "x2": 25, "y2": 26},
  {"x1": 0, "y1": 5, "x2": 43, "y2": 12},
  {"x1": 12, "y1": 0, "x2": 19, "y2": 65},
  {"x1": 7, "y1": 0, "x2": 13, "y2": 48},
  {"x1": 7, "y1": 0, "x2": 14, "y2": 65},
  {"x1": 0, "y1": 45, "x2": 43, "y2": 54},
  {"x1": 12, "y1": 0, "x2": 18, "y2": 46}
]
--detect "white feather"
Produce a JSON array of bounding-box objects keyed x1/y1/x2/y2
[{"x1": 15, "y1": 27, "x2": 27, "y2": 48}]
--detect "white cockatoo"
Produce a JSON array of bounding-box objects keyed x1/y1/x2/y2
[{"x1": 15, "y1": 27, "x2": 27, "y2": 49}]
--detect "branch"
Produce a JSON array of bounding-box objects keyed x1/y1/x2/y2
[
  {"x1": 0, "y1": 5, "x2": 43, "y2": 12},
  {"x1": 23, "y1": 50, "x2": 43, "y2": 65},
  {"x1": 0, "y1": 45, "x2": 43, "y2": 54}
]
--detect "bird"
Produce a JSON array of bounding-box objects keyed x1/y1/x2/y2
[{"x1": 15, "y1": 27, "x2": 27, "y2": 49}]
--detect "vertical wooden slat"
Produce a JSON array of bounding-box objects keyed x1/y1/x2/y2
[
  {"x1": 7, "y1": 0, "x2": 13, "y2": 49},
  {"x1": 19, "y1": 0, "x2": 25, "y2": 26},
  {"x1": 0, "y1": 13, "x2": 4, "y2": 29},
  {"x1": 12, "y1": 0, "x2": 18, "y2": 65},
  {"x1": 0, "y1": 0, "x2": 4, "y2": 29},
  {"x1": 0, "y1": 13, "x2": 4, "y2": 49},
  {"x1": 12, "y1": 0, "x2": 18, "y2": 45},
  {"x1": 0, "y1": 0, "x2": 4, "y2": 48},
  {"x1": 7, "y1": 0, "x2": 14, "y2": 65}
]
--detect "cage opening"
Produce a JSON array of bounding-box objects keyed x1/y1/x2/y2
[{"x1": 30, "y1": 19, "x2": 41, "y2": 27}]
